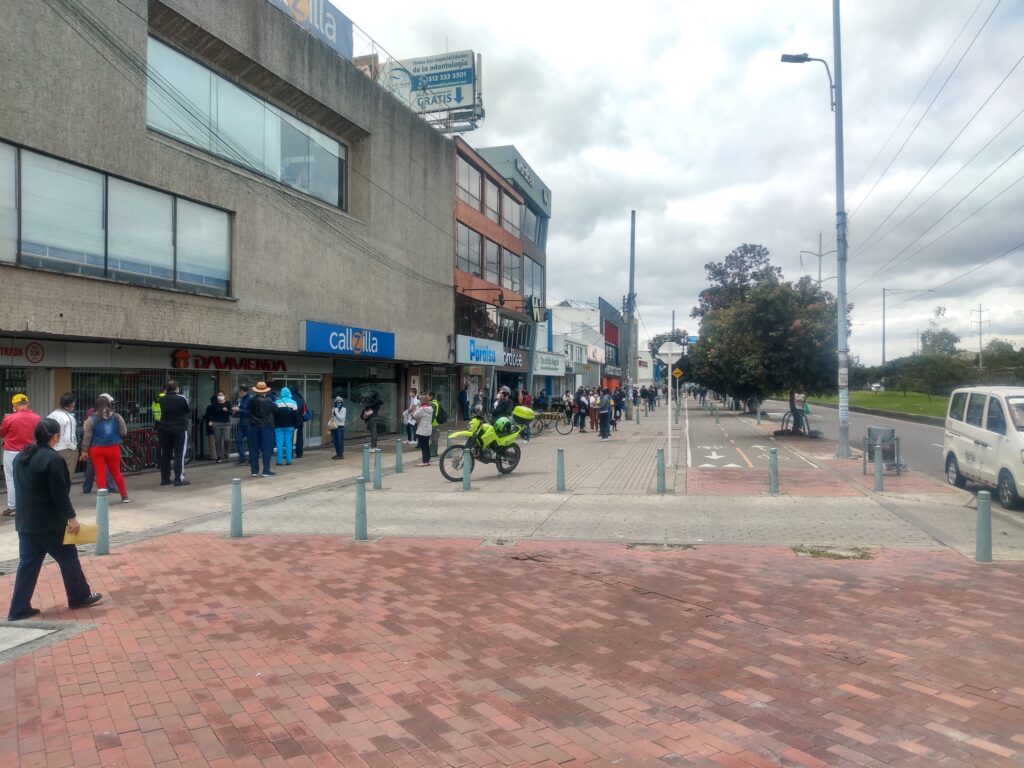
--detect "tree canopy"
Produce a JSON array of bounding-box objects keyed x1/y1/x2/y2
[{"x1": 691, "y1": 243, "x2": 782, "y2": 319}]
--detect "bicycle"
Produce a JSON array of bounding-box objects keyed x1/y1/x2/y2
[
  {"x1": 554, "y1": 409, "x2": 575, "y2": 435},
  {"x1": 120, "y1": 439, "x2": 146, "y2": 473}
]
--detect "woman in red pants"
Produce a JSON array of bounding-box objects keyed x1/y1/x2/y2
[{"x1": 79, "y1": 394, "x2": 130, "y2": 503}]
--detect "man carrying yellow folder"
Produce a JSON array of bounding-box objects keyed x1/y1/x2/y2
[{"x1": 6, "y1": 417, "x2": 103, "y2": 621}]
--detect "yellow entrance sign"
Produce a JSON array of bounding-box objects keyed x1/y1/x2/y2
[{"x1": 672, "y1": 367, "x2": 683, "y2": 379}]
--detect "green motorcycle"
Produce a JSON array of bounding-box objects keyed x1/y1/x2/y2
[{"x1": 439, "y1": 406, "x2": 534, "y2": 482}]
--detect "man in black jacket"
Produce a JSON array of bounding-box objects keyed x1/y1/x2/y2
[
  {"x1": 248, "y1": 381, "x2": 277, "y2": 477},
  {"x1": 158, "y1": 380, "x2": 191, "y2": 487},
  {"x1": 7, "y1": 418, "x2": 102, "y2": 620}
]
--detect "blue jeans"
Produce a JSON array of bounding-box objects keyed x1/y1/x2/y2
[
  {"x1": 250, "y1": 427, "x2": 275, "y2": 475},
  {"x1": 274, "y1": 427, "x2": 295, "y2": 464},
  {"x1": 331, "y1": 426, "x2": 346, "y2": 457},
  {"x1": 599, "y1": 411, "x2": 611, "y2": 438},
  {"x1": 8, "y1": 530, "x2": 92, "y2": 619},
  {"x1": 235, "y1": 418, "x2": 251, "y2": 459},
  {"x1": 82, "y1": 460, "x2": 115, "y2": 494}
]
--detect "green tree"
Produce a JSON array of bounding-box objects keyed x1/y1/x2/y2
[
  {"x1": 887, "y1": 353, "x2": 973, "y2": 397},
  {"x1": 691, "y1": 243, "x2": 782, "y2": 319},
  {"x1": 919, "y1": 305, "x2": 960, "y2": 355}
]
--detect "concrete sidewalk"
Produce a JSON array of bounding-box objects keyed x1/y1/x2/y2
[{"x1": 2, "y1": 534, "x2": 1023, "y2": 766}]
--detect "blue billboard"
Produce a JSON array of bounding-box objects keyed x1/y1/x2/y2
[
  {"x1": 266, "y1": 0, "x2": 354, "y2": 60},
  {"x1": 301, "y1": 321, "x2": 395, "y2": 359}
]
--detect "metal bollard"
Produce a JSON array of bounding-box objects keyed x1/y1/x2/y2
[
  {"x1": 373, "y1": 449, "x2": 382, "y2": 489},
  {"x1": 462, "y1": 450, "x2": 472, "y2": 491},
  {"x1": 976, "y1": 491, "x2": 992, "y2": 563},
  {"x1": 95, "y1": 489, "x2": 110, "y2": 556},
  {"x1": 230, "y1": 478, "x2": 243, "y2": 538},
  {"x1": 556, "y1": 448, "x2": 565, "y2": 492},
  {"x1": 714, "y1": 407, "x2": 720, "y2": 425},
  {"x1": 873, "y1": 445, "x2": 884, "y2": 492},
  {"x1": 395, "y1": 439, "x2": 403, "y2": 473},
  {"x1": 656, "y1": 448, "x2": 666, "y2": 494},
  {"x1": 354, "y1": 477, "x2": 368, "y2": 541},
  {"x1": 635, "y1": 408, "x2": 640, "y2": 425},
  {"x1": 361, "y1": 444, "x2": 370, "y2": 480},
  {"x1": 768, "y1": 448, "x2": 779, "y2": 496}
]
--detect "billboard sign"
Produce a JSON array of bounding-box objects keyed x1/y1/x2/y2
[
  {"x1": 300, "y1": 320, "x2": 395, "y2": 359},
  {"x1": 265, "y1": 0, "x2": 354, "y2": 60},
  {"x1": 456, "y1": 335, "x2": 503, "y2": 365},
  {"x1": 379, "y1": 50, "x2": 476, "y2": 114},
  {"x1": 532, "y1": 351, "x2": 565, "y2": 377}
]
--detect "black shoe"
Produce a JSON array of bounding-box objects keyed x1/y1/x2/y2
[
  {"x1": 8, "y1": 608, "x2": 41, "y2": 621},
  {"x1": 70, "y1": 593, "x2": 103, "y2": 610},
  {"x1": 160, "y1": 480, "x2": 171, "y2": 486},
  {"x1": 173, "y1": 480, "x2": 191, "y2": 486}
]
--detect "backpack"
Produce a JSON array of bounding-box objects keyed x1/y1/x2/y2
[{"x1": 434, "y1": 401, "x2": 448, "y2": 425}]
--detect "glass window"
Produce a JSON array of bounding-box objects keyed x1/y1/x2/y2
[
  {"x1": 456, "y1": 222, "x2": 482, "y2": 276},
  {"x1": 215, "y1": 78, "x2": 268, "y2": 172},
  {"x1": 485, "y1": 179, "x2": 499, "y2": 223},
  {"x1": 965, "y1": 393, "x2": 986, "y2": 427},
  {"x1": 309, "y1": 129, "x2": 342, "y2": 207},
  {"x1": 503, "y1": 197, "x2": 521, "y2": 237},
  {"x1": 523, "y1": 207, "x2": 539, "y2": 244},
  {"x1": 147, "y1": 37, "x2": 345, "y2": 209},
  {"x1": 176, "y1": 199, "x2": 229, "y2": 294},
  {"x1": 20, "y1": 151, "x2": 105, "y2": 276},
  {"x1": 484, "y1": 240, "x2": 500, "y2": 284},
  {"x1": 986, "y1": 398, "x2": 1006, "y2": 435},
  {"x1": 1008, "y1": 397, "x2": 1024, "y2": 430},
  {"x1": 948, "y1": 392, "x2": 967, "y2": 421},
  {"x1": 457, "y1": 156, "x2": 481, "y2": 210},
  {"x1": 146, "y1": 37, "x2": 214, "y2": 151},
  {"x1": 107, "y1": 178, "x2": 174, "y2": 287},
  {"x1": 502, "y1": 252, "x2": 521, "y2": 293},
  {"x1": 0, "y1": 143, "x2": 14, "y2": 264}
]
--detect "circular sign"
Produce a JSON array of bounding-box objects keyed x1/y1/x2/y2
[
  {"x1": 24, "y1": 342, "x2": 45, "y2": 364},
  {"x1": 672, "y1": 367, "x2": 683, "y2": 379}
]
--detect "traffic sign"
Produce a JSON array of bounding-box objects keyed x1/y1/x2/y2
[{"x1": 672, "y1": 367, "x2": 683, "y2": 379}]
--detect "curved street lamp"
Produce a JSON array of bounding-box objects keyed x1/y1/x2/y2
[{"x1": 781, "y1": 0, "x2": 851, "y2": 458}]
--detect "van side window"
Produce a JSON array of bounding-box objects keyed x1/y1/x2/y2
[
  {"x1": 948, "y1": 391, "x2": 967, "y2": 422},
  {"x1": 965, "y1": 394, "x2": 986, "y2": 427},
  {"x1": 986, "y1": 399, "x2": 1006, "y2": 435}
]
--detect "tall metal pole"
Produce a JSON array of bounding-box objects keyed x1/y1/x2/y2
[
  {"x1": 818, "y1": 232, "x2": 823, "y2": 286},
  {"x1": 882, "y1": 289, "x2": 886, "y2": 366},
  {"x1": 626, "y1": 210, "x2": 636, "y2": 392},
  {"x1": 833, "y1": 0, "x2": 851, "y2": 458}
]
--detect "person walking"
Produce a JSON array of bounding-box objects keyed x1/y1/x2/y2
[
  {"x1": 6, "y1": 418, "x2": 102, "y2": 620},
  {"x1": 248, "y1": 382, "x2": 276, "y2": 477},
  {"x1": 273, "y1": 387, "x2": 299, "y2": 466},
  {"x1": 428, "y1": 391, "x2": 441, "y2": 457},
  {"x1": 458, "y1": 384, "x2": 470, "y2": 422},
  {"x1": 640, "y1": 385, "x2": 649, "y2": 414},
  {"x1": 598, "y1": 387, "x2": 613, "y2": 440},
  {"x1": 232, "y1": 385, "x2": 252, "y2": 464},
  {"x1": 648, "y1": 386, "x2": 658, "y2": 412},
  {"x1": 157, "y1": 380, "x2": 191, "y2": 487},
  {"x1": 2, "y1": 394, "x2": 41, "y2": 517},
  {"x1": 204, "y1": 392, "x2": 232, "y2": 463},
  {"x1": 588, "y1": 390, "x2": 599, "y2": 432},
  {"x1": 47, "y1": 393, "x2": 79, "y2": 483},
  {"x1": 292, "y1": 389, "x2": 307, "y2": 458},
  {"x1": 409, "y1": 394, "x2": 434, "y2": 467},
  {"x1": 574, "y1": 388, "x2": 588, "y2": 432},
  {"x1": 80, "y1": 401, "x2": 115, "y2": 496},
  {"x1": 329, "y1": 396, "x2": 346, "y2": 460},
  {"x1": 80, "y1": 395, "x2": 130, "y2": 503}
]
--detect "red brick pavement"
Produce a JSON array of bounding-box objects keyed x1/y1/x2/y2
[{"x1": 3, "y1": 535, "x2": 1024, "y2": 767}]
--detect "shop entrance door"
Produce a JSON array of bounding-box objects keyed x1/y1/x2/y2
[{"x1": 193, "y1": 373, "x2": 219, "y2": 459}]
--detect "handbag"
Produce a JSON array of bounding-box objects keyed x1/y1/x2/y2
[
  {"x1": 63, "y1": 522, "x2": 99, "y2": 545},
  {"x1": 302, "y1": 406, "x2": 314, "y2": 423},
  {"x1": 327, "y1": 415, "x2": 338, "y2": 430}
]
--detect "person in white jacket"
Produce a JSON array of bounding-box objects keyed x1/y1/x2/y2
[
  {"x1": 46, "y1": 393, "x2": 79, "y2": 482},
  {"x1": 409, "y1": 394, "x2": 434, "y2": 466}
]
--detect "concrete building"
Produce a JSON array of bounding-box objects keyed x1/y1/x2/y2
[
  {"x1": 0, "y1": 0, "x2": 454, "y2": 452},
  {"x1": 598, "y1": 298, "x2": 624, "y2": 391},
  {"x1": 550, "y1": 301, "x2": 603, "y2": 391}
]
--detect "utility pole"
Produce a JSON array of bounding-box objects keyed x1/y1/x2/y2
[
  {"x1": 624, "y1": 210, "x2": 637, "y2": 413},
  {"x1": 971, "y1": 304, "x2": 990, "y2": 373},
  {"x1": 800, "y1": 232, "x2": 836, "y2": 287}
]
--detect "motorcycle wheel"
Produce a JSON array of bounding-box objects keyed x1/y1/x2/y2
[
  {"x1": 439, "y1": 444, "x2": 473, "y2": 483},
  {"x1": 496, "y1": 443, "x2": 521, "y2": 474}
]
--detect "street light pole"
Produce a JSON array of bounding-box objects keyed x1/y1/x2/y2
[{"x1": 781, "y1": 0, "x2": 851, "y2": 458}]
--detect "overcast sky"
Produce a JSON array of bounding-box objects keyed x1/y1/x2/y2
[{"x1": 340, "y1": 0, "x2": 1024, "y2": 365}]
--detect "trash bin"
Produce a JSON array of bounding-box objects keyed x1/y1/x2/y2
[{"x1": 863, "y1": 426, "x2": 901, "y2": 475}]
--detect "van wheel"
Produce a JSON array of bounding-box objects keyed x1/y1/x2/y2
[
  {"x1": 997, "y1": 471, "x2": 1022, "y2": 511},
  {"x1": 945, "y1": 456, "x2": 967, "y2": 488}
]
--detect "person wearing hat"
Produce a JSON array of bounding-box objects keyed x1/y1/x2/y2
[
  {"x1": 248, "y1": 381, "x2": 277, "y2": 477},
  {"x1": 2, "y1": 394, "x2": 41, "y2": 517},
  {"x1": 330, "y1": 395, "x2": 347, "y2": 460}
]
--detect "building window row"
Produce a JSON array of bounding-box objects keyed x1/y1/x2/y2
[
  {"x1": 522, "y1": 255, "x2": 544, "y2": 304},
  {"x1": 457, "y1": 222, "x2": 531, "y2": 297},
  {"x1": 0, "y1": 141, "x2": 230, "y2": 295},
  {"x1": 146, "y1": 37, "x2": 347, "y2": 210},
  {"x1": 457, "y1": 154, "x2": 525, "y2": 237}
]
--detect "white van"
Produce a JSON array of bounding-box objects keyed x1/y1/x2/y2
[{"x1": 943, "y1": 387, "x2": 1024, "y2": 510}]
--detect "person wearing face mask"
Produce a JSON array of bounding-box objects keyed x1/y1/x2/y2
[
  {"x1": 204, "y1": 392, "x2": 232, "y2": 463},
  {"x1": 330, "y1": 396, "x2": 347, "y2": 460}
]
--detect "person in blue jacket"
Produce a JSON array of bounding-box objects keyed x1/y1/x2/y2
[{"x1": 273, "y1": 387, "x2": 299, "y2": 465}]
